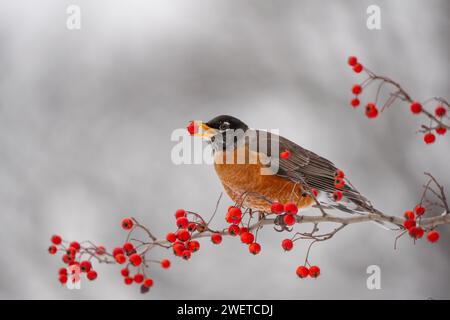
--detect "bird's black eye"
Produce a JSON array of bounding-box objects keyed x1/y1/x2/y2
[{"x1": 219, "y1": 122, "x2": 230, "y2": 130}]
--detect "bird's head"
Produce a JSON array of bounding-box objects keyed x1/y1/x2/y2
[{"x1": 189, "y1": 115, "x2": 249, "y2": 140}]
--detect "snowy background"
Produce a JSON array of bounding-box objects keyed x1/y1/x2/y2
[{"x1": 0, "y1": 0, "x2": 449, "y2": 299}]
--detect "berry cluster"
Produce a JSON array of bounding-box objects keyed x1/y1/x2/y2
[
  {"x1": 271, "y1": 201, "x2": 299, "y2": 226},
  {"x1": 347, "y1": 56, "x2": 449, "y2": 144},
  {"x1": 166, "y1": 209, "x2": 206, "y2": 260},
  {"x1": 347, "y1": 56, "x2": 379, "y2": 118},
  {"x1": 225, "y1": 206, "x2": 261, "y2": 255},
  {"x1": 49, "y1": 217, "x2": 172, "y2": 294},
  {"x1": 48, "y1": 235, "x2": 100, "y2": 285},
  {"x1": 333, "y1": 169, "x2": 345, "y2": 202},
  {"x1": 116, "y1": 217, "x2": 171, "y2": 293},
  {"x1": 403, "y1": 206, "x2": 440, "y2": 243},
  {"x1": 410, "y1": 102, "x2": 447, "y2": 144},
  {"x1": 270, "y1": 202, "x2": 324, "y2": 278},
  {"x1": 296, "y1": 265, "x2": 321, "y2": 279}
]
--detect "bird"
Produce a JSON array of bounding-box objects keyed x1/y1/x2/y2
[{"x1": 190, "y1": 115, "x2": 394, "y2": 226}]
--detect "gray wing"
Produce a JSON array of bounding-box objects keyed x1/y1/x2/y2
[{"x1": 251, "y1": 130, "x2": 373, "y2": 213}]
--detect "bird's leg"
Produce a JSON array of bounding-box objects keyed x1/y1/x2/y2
[
  {"x1": 273, "y1": 214, "x2": 293, "y2": 233},
  {"x1": 258, "y1": 211, "x2": 264, "y2": 222}
]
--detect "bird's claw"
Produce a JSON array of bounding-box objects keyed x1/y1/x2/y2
[{"x1": 273, "y1": 215, "x2": 293, "y2": 232}]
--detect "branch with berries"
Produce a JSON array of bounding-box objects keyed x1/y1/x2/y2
[
  {"x1": 347, "y1": 56, "x2": 449, "y2": 143},
  {"x1": 48, "y1": 57, "x2": 449, "y2": 294},
  {"x1": 48, "y1": 170, "x2": 449, "y2": 293}
]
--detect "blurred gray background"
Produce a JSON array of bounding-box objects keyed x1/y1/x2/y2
[{"x1": 0, "y1": 0, "x2": 449, "y2": 299}]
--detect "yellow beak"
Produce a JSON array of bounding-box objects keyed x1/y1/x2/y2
[{"x1": 191, "y1": 121, "x2": 219, "y2": 139}]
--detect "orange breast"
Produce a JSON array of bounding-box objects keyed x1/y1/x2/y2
[{"x1": 214, "y1": 146, "x2": 313, "y2": 212}]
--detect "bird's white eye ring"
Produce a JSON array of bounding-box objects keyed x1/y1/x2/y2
[{"x1": 219, "y1": 122, "x2": 230, "y2": 130}]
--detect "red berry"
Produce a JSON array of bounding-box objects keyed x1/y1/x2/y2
[
  {"x1": 166, "y1": 232, "x2": 177, "y2": 243},
  {"x1": 161, "y1": 259, "x2": 171, "y2": 269},
  {"x1": 172, "y1": 243, "x2": 185, "y2": 256},
  {"x1": 62, "y1": 254, "x2": 72, "y2": 264},
  {"x1": 129, "y1": 253, "x2": 143, "y2": 267},
  {"x1": 86, "y1": 270, "x2": 97, "y2": 281},
  {"x1": 335, "y1": 169, "x2": 345, "y2": 179},
  {"x1": 424, "y1": 132, "x2": 436, "y2": 144},
  {"x1": 123, "y1": 242, "x2": 135, "y2": 254},
  {"x1": 240, "y1": 232, "x2": 254, "y2": 244},
  {"x1": 365, "y1": 103, "x2": 378, "y2": 118},
  {"x1": 66, "y1": 247, "x2": 76, "y2": 257},
  {"x1": 175, "y1": 209, "x2": 187, "y2": 219},
  {"x1": 282, "y1": 239, "x2": 293, "y2": 251},
  {"x1": 59, "y1": 274, "x2": 68, "y2": 284},
  {"x1": 348, "y1": 56, "x2": 358, "y2": 67},
  {"x1": 120, "y1": 268, "x2": 129, "y2": 277},
  {"x1": 249, "y1": 243, "x2": 261, "y2": 255},
  {"x1": 96, "y1": 246, "x2": 106, "y2": 255},
  {"x1": 403, "y1": 219, "x2": 416, "y2": 230},
  {"x1": 280, "y1": 151, "x2": 290, "y2": 159},
  {"x1": 188, "y1": 222, "x2": 197, "y2": 232},
  {"x1": 333, "y1": 191, "x2": 343, "y2": 202},
  {"x1": 404, "y1": 210, "x2": 415, "y2": 220},
  {"x1": 427, "y1": 230, "x2": 440, "y2": 243},
  {"x1": 296, "y1": 266, "x2": 309, "y2": 278},
  {"x1": 134, "y1": 273, "x2": 144, "y2": 283},
  {"x1": 124, "y1": 277, "x2": 133, "y2": 285},
  {"x1": 80, "y1": 260, "x2": 92, "y2": 273},
  {"x1": 310, "y1": 188, "x2": 319, "y2": 197},
  {"x1": 409, "y1": 227, "x2": 424, "y2": 239},
  {"x1": 69, "y1": 241, "x2": 80, "y2": 251},
  {"x1": 309, "y1": 266, "x2": 320, "y2": 278},
  {"x1": 414, "y1": 205, "x2": 426, "y2": 216},
  {"x1": 211, "y1": 233, "x2": 222, "y2": 244},
  {"x1": 352, "y1": 84, "x2": 362, "y2": 95},
  {"x1": 187, "y1": 240, "x2": 200, "y2": 252},
  {"x1": 48, "y1": 245, "x2": 57, "y2": 255},
  {"x1": 115, "y1": 254, "x2": 126, "y2": 264},
  {"x1": 227, "y1": 207, "x2": 242, "y2": 223},
  {"x1": 353, "y1": 63, "x2": 363, "y2": 73},
  {"x1": 59, "y1": 267, "x2": 67, "y2": 275},
  {"x1": 435, "y1": 105, "x2": 446, "y2": 117},
  {"x1": 176, "y1": 217, "x2": 189, "y2": 229},
  {"x1": 187, "y1": 121, "x2": 198, "y2": 135},
  {"x1": 410, "y1": 102, "x2": 422, "y2": 114},
  {"x1": 351, "y1": 98, "x2": 360, "y2": 108},
  {"x1": 68, "y1": 260, "x2": 79, "y2": 268},
  {"x1": 143, "y1": 278, "x2": 154, "y2": 288},
  {"x1": 228, "y1": 224, "x2": 241, "y2": 236},
  {"x1": 182, "y1": 250, "x2": 192, "y2": 260},
  {"x1": 113, "y1": 247, "x2": 124, "y2": 257},
  {"x1": 240, "y1": 227, "x2": 249, "y2": 235},
  {"x1": 51, "y1": 235, "x2": 62, "y2": 245},
  {"x1": 284, "y1": 202, "x2": 298, "y2": 215},
  {"x1": 121, "y1": 218, "x2": 134, "y2": 230},
  {"x1": 226, "y1": 210, "x2": 241, "y2": 224},
  {"x1": 271, "y1": 202, "x2": 284, "y2": 214},
  {"x1": 436, "y1": 127, "x2": 447, "y2": 135},
  {"x1": 283, "y1": 214, "x2": 296, "y2": 226},
  {"x1": 334, "y1": 177, "x2": 345, "y2": 189},
  {"x1": 225, "y1": 213, "x2": 233, "y2": 224},
  {"x1": 177, "y1": 229, "x2": 190, "y2": 242}
]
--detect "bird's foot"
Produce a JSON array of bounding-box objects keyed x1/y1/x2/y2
[{"x1": 273, "y1": 215, "x2": 293, "y2": 232}]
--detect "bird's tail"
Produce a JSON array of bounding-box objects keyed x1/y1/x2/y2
[{"x1": 315, "y1": 189, "x2": 402, "y2": 230}]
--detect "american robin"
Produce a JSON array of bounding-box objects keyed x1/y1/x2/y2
[{"x1": 191, "y1": 115, "x2": 389, "y2": 222}]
